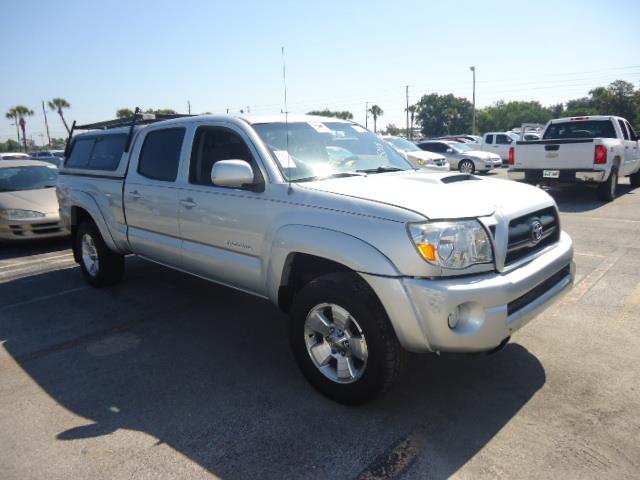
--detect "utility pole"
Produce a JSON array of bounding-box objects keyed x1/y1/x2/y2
[
  {"x1": 41, "y1": 101, "x2": 51, "y2": 146},
  {"x1": 365, "y1": 102, "x2": 369, "y2": 129},
  {"x1": 470, "y1": 66, "x2": 476, "y2": 135},
  {"x1": 187, "y1": 100, "x2": 191, "y2": 115},
  {"x1": 405, "y1": 85, "x2": 409, "y2": 139}
]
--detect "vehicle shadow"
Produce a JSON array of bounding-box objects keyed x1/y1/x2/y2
[
  {"x1": 544, "y1": 180, "x2": 635, "y2": 213},
  {"x1": 0, "y1": 260, "x2": 546, "y2": 479},
  {"x1": 0, "y1": 237, "x2": 70, "y2": 261}
]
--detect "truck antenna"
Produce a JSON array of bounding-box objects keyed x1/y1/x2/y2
[{"x1": 282, "y1": 46, "x2": 292, "y2": 194}]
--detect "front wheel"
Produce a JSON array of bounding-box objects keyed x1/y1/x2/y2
[
  {"x1": 597, "y1": 168, "x2": 618, "y2": 202},
  {"x1": 289, "y1": 272, "x2": 405, "y2": 405},
  {"x1": 74, "y1": 222, "x2": 125, "y2": 287},
  {"x1": 459, "y1": 159, "x2": 475, "y2": 174}
]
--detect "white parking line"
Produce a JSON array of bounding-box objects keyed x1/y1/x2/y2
[
  {"x1": 563, "y1": 248, "x2": 626, "y2": 304},
  {"x1": 0, "y1": 252, "x2": 74, "y2": 270}
]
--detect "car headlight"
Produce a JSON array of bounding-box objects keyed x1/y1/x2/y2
[
  {"x1": 408, "y1": 220, "x2": 493, "y2": 269},
  {"x1": 0, "y1": 209, "x2": 46, "y2": 220}
]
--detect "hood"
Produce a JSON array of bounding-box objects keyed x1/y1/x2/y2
[
  {"x1": 300, "y1": 171, "x2": 553, "y2": 220},
  {"x1": 0, "y1": 187, "x2": 59, "y2": 214}
]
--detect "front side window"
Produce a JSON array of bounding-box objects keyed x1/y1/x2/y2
[
  {"x1": 253, "y1": 121, "x2": 411, "y2": 181},
  {"x1": 190, "y1": 127, "x2": 254, "y2": 186},
  {"x1": 138, "y1": 128, "x2": 185, "y2": 181},
  {"x1": 0, "y1": 166, "x2": 58, "y2": 192}
]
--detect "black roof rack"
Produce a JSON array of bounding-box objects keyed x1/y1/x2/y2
[{"x1": 75, "y1": 112, "x2": 193, "y2": 131}]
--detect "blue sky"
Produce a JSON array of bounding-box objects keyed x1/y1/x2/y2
[{"x1": 1, "y1": 0, "x2": 639, "y2": 143}]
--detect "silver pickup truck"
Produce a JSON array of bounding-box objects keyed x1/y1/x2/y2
[{"x1": 57, "y1": 113, "x2": 574, "y2": 404}]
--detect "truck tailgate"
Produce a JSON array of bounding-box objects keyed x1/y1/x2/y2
[{"x1": 515, "y1": 139, "x2": 596, "y2": 170}]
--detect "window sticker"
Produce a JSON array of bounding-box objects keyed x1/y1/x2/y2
[
  {"x1": 307, "y1": 122, "x2": 332, "y2": 134},
  {"x1": 274, "y1": 150, "x2": 297, "y2": 168},
  {"x1": 351, "y1": 125, "x2": 367, "y2": 133}
]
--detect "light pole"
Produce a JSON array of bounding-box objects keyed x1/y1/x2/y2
[
  {"x1": 470, "y1": 66, "x2": 476, "y2": 135},
  {"x1": 365, "y1": 102, "x2": 369, "y2": 129}
]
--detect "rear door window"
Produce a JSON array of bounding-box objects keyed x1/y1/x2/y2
[
  {"x1": 495, "y1": 134, "x2": 511, "y2": 144},
  {"x1": 138, "y1": 128, "x2": 185, "y2": 181}
]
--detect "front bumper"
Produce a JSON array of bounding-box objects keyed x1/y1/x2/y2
[
  {"x1": 362, "y1": 231, "x2": 574, "y2": 353},
  {"x1": 422, "y1": 163, "x2": 450, "y2": 172},
  {"x1": 508, "y1": 169, "x2": 607, "y2": 183},
  {"x1": 0, "y1": 214, "x2": 69, "y2": 241}
]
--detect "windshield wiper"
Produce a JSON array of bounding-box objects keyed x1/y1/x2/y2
[
  {"x1": 356, "y1": 166, "x2": 407, "y2": 174},
  {"x1": 292, "y1": 172, "x2": 366, "y2": 183}
]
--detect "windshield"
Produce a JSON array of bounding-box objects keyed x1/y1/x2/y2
[
  {"x1": 253, "y1": 121, "x2": 413, "y2": 181},
  {"x1": 0, "y1": 166, "x2": 58, "y2": 192},
  {"x1": 451, "y1": 142, "x2": 474, "y2": 152},
  {"x1": 543, "y1": 120, "x2": 617, "y2": 139},
  {"x1": 386, "y1": 137, "x2": 421, "y2": 152}
]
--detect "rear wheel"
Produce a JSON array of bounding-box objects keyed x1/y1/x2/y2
[
  {"x1": 597, "y1": 167, "x2": 618, "y2": 202},
  {"x1": 459, "y1": 159, "x2": 475, "y2": 174},
  {"x1": 74, "y1": 222, "x2": 124, "y2": 287},
  {"x1": 630, "y1": 170, "x2": 640, "y2": 188},
  {"x1": 289, "y1": 272, "x2": 405, "y2": 405}
]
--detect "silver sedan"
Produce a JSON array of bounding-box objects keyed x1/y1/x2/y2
[
  {"x1": 417, "y1": 140, "x2": 501, "y2": 173},
  {"x1": 0, "y1": 160, "x2": 69, "y2": 241}
]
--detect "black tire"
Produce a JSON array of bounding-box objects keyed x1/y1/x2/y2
[
  {"x1": 74, "y1": 222, "x2": 124, "y2": 287},
  {"x1": 289, "y1": 272, "x2": 405, "y2": 405},
  {"x1": 630, "y1": 170, "x2": 640, "y2": 188},
  {"x1": 597, "y1": 167, "x2": 618, "y2": 202},
  {"x1": 458, "y1": 159, "x2": 475, "y2": 174}
]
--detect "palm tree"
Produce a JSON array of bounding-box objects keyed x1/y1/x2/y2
[
  {"x1": 14, "y1": 106, "x2": 34, "y2": 152},
  {"x1": 48, "y1": 97, "x2": 71, "y2": 134},
  {"x1": 368, "y1": 105, "x2": 384, "y2": 133},
  {"x1": 406, "y1": 105, "x2": 418, "y2": 139},
  {"x1": 5, "y1": 107, "x2": 20, "y2": 143}
]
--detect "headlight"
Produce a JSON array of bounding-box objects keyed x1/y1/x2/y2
[
  {"x1": 0, "y1": 209, "x2": 46, "y2": 220},
  {"x1": 408, "y1": 220, "x2": 493, "y2": 269}
]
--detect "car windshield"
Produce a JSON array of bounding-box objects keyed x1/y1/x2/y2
[
  {"x1": 386, "y1": 137, "x2": 421, "y2": 152},
  {"x1": 451, "y1": 142, "x2": 474, "y2": 152},
  {"x1": 0, "y1": 166, "x2": 58, "y2": 192},
  {"x1": 253, "y1": 121, "x2": 413, "y2": 181}
]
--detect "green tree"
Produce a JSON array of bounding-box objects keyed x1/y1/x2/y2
[
  {"x1": 306, "y1": 109, "x2": 354, "y2": 120},
  {"x1": 0, "y1": 139, "x2": 22, "y2": 152},
  {"x1": 383, "y1": 123, "x2": 402, "y2": 135},
  {"x1": 476, "y1": 100, "x2": 554, "y2": 132},
  {"x1": 415, "y1": 94, "x2": 472, "y2": 137},
  {"x1": 144, "y1": 108, "x2": 177, "y2": 115},
  {"x1": 15, "y1": 105, "x2": 34, "y2": 152},
  {"x1": 116, "y1": 108, "x2": 134, "y2": 118},
  {"x1": 48, "y1": 98, "x2": 71, "y2": 134},
  {"x1": 368, "y1": 105, "x2": 383, "y2": 133},
  {"x1": 5, "y1": 107, "x2": 21, "y2": 143}
]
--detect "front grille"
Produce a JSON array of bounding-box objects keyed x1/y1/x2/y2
[
  {"x1": 505, "y1": 207, "x2": 559, "y2": 265},
  {"x1": 507, "y1": 264, "x2": 571, "y2": 315}
]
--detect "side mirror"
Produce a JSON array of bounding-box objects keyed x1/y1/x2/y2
[{"x1": 211, "y1": 160, "x2": 255, "y2": 188}]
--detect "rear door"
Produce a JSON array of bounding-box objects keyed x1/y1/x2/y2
[
  {"x1": 124, "y1": 126, "x2": 186, "y2": 266},
  {"x1": 624, "y1": 121, "x2": 640, "y2": 173},
  {"x1": 619, "y1": 119, "x2": 638, "y2": 175},
  {"x1": 494, "y1": 134, "x2": 513, "y2": 160}
]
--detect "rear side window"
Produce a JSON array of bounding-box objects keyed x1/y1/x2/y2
[
  {"x1": 138, "y1": 128, "x2": 185, "y2": 181},
  {"x1": 626, "y1": 122, "x2": 638, "y2": 141},
  {"x1": 495, "y1": 134, "x2": 512, "y2": 144},
  {"x1": 485, "y1": 134, "x2": 494, "y2": 144},
  {"x1": 65, "y1": 134, "x2": 127, "y2": 170},
  {"x1": 543, "y1": 120, "x2": 617, "y2": 140}
]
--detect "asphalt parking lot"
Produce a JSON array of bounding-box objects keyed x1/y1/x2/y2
[{"x1": 1, "y1": 169, "x2": 639, "y2": 480}]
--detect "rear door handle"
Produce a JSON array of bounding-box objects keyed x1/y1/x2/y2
[
  {"x1": 128, "y1": 190, "x2": 141, "y2": 200},
  {"x1": 180, "y1": 198, "x2": 197, "y2": 209}
]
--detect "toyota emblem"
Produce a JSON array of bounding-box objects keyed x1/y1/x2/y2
[{"x1": 530, "y1": 220, "x2": 544, "y2": 244}]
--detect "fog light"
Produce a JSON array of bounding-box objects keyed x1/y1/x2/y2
[{"x1": 448, "y1": 307, "x2": 460, "y2": 329}]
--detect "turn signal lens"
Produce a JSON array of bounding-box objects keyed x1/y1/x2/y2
[{"x1": 417, "y1": 244, "x2": 436, "y2": 261}]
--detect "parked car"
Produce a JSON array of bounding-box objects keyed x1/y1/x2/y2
[
  {"x1": 58, "y1": 113, "x2": 574, "y2": 404},
  {"x1": 416, "y1": 140, "x2": 501, "y2": 173},
  {"x1": 30, "y1": 150, "x2": 65, "y2": 167},
  {"x1": 509, "y1": 115, "x2": 640, "y2": 201},
  {"x1": 382, "y1": 136, "x2": 449, "y2": 171},
  {"x1": 0, "y1": 160, "x2": 69, "y2": 240},
  {"x1": 0, "y1": 152, "x2": 30, "y2": 160},
  {"x1": 480, "y1": 132, "x2": 520, "y2": 162},
  {"x1": 521, "y1": 133, "x2": 541, "y2": 141}
]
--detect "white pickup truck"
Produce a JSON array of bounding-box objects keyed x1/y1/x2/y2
[
  {"x1": 509, "y1": 116, "x2": 640, "y2": 201},
  {"x1": 57, "y1": 112, "x2": 574, "y2": 404}
]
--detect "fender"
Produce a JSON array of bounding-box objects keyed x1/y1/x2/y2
[
  {"x1": 66, "y1": 190, "x2": 122, "y2": 253},
  {"x1": 265, "y1": 224, "x2": 400, "y2": 304}
]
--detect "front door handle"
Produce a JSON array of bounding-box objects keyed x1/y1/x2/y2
[
  {"x1": 128, "y1": 190, "x2": 141, "y2": 200},
  {"x1": 180, "y1": 198, "x2": 197, "y2": 209}
]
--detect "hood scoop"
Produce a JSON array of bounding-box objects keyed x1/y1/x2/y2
[{"x1": 440, "y1": 174, "x2": 480, "y2": 184}]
